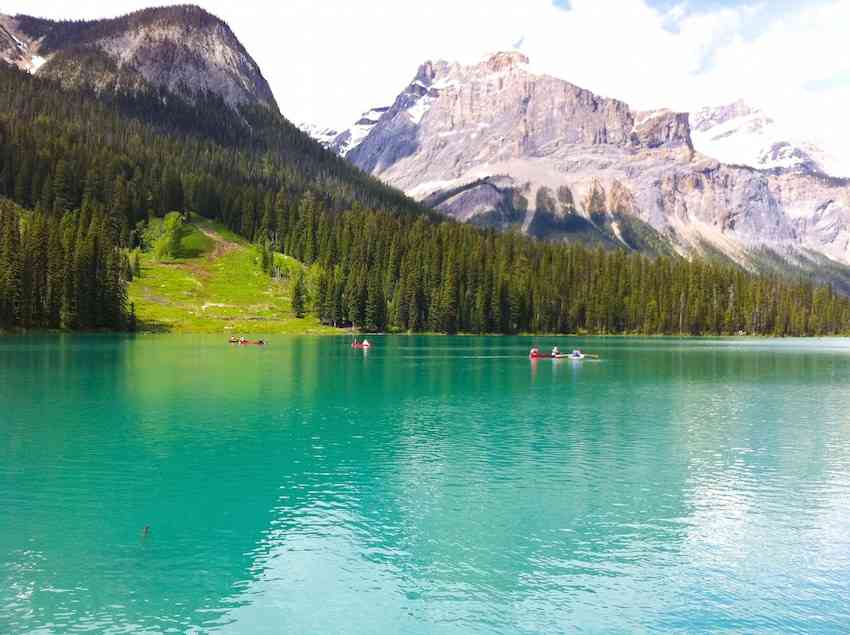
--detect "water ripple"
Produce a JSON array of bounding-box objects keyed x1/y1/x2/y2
[{"x1": 2, "y1": 335, "x2": 850, "y2": 633}]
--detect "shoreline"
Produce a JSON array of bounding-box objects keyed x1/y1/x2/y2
[{"x1": 2, "y1": 329, "x2": 848, "y2": 339}]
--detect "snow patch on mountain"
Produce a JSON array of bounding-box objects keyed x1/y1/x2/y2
[
  {"x1": 691, "y1": 100, "x2": 845, "y2": 177},
  {"x1": 298, "y1": 122, "x2": 339, "y2": 147},
  {"x1": 300, "y1": 106, "x2": 390, "y2": 157},
  {"x1": 340, "y1": 107, "x2": 388, "y2": 155},
  {"x1": 0, "y1": 17, "x2": 52, "y2": 74},
  {"x1": 29, "y1": 54, "x2": 46, "y2": 73},
  {"x1": 406, "y1": 94, "x2": 434, "y2": 124}
]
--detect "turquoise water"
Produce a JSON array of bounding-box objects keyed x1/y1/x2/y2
[{"x1": 2, "y1": 335, "x2": 850, "y2": 633}]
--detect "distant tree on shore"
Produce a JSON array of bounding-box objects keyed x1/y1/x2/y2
[{"x1": 292, "y1": 272, "x2": 306, "y2": 319}]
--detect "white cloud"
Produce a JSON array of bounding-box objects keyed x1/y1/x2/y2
[{"x1": 4, "y1": 0, "x2": 850, "y2": 171}]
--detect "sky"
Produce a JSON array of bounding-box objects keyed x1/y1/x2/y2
[{"x1": 5, "y1": 0, "x2": 850, "y2": 166}]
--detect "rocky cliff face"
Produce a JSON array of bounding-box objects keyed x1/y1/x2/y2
[
  {"x1": 310, "y1": 52, "x2": 850, "y2": 273},
  {"x1": 0, "y1": 6, "x2": 277, "y2": 111},
  {"x1": 0, "y1": 15, "x2": 46, "y2": 74}
]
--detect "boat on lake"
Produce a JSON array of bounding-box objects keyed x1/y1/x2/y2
[
  {"x1": 529, "y1": 348, "x2": 589, "y2": 360},
  {"x1": 229, "y1": 337, "x2": 266, "y2": 346}
]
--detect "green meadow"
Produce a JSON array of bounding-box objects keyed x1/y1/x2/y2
[{"x1": 128, "y1": 218, "x2": 336, "y2": 335}]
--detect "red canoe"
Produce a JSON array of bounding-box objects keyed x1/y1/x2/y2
[{"x1": 530, "y1": 350, "x2": 587, "y2": 360}]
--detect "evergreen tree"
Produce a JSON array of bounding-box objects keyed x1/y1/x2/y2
[
  {"x1": 365, "y1": 271, "x2": 386, "y2": 332},
  {"x1": 292, "y1": 271, "x2": 306, "y2": 318}
]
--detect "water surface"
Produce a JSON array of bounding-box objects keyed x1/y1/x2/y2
[{"x1": 2, "y1": 336, "x2": 849, "y2": 633}]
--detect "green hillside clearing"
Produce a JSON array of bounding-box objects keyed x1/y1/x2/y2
[{"x1": 128, "y1": 219, "x2": 335, "y2": 334}]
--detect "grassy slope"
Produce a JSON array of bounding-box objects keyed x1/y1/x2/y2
[{"x1": 128, "y1": 219, "x2": 336, "y2": 334}]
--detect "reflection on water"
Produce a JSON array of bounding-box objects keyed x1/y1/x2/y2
[{"x1": 1, "y1": 336, "x2": 850, "y2": 633}]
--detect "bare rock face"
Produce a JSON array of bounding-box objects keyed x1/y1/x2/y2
[
  {"x1": 768, "y1": 171, "x2": 850, "y2": 264},
  {"x1": 631, "y1": 110, "x2": 693, "y2": 153},
  {"x1": 314, "y1": 51, "x2": 850, "y2": 272},
  {"x1": 0, "y1": 15, "x2": 46, "y2": 74},
  {"x1": 0, "y1": 6, "x2": 277, "y2": 111}
]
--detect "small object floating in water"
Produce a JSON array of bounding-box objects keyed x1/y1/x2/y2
[
  {"x1": 351, "y1": 338, "x2": 372, "y2": 349},
  {"x1": 142, "y1": 525, "x2": 150, "y2": 538}
]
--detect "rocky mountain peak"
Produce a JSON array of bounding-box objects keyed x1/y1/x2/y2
[
  {"x1": 691, "y1": 99, "x2": 765, "y2": 133},
  {"x1": 1, "y1": 5, "x2": 277, "y2": 111},
  {"x1": 302, "y1": 53, "x2": 850, "y2": 274},
  {"x1": 414, "y1": 60, "x2": 439, "y2": 84},
  {"x1": 340, "y1": 52, "x2": 694, "y2": 180},
  {"x1": 481, "y1": 51, "x2": 530, "y2": 73}
]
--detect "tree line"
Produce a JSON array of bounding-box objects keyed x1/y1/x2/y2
[
  {"x1": 0, "y1": 63, "x2": 423, "y2": 248},
  {"x1": 1, "y1": 64, "x2": 849, "y2": 335},
  {"x1": 0, "y1": 198, "x2": 129, "y2": 330},
  {"x1": 259, "y1": 196, "x2": 850, "y2": 336}
]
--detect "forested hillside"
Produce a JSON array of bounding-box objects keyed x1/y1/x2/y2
[
  {"x1": 274, "y1": 206, "x2": 850, "y2": 336},
  {"x1": 1, "y1": 65, "x2": 849, "y2": 335},
  {"x1": 0, "y1": 198, "x2": 127, "y2": 330}
]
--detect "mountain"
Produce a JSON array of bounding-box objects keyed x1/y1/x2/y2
[
  {"x1": 0, "y1": 16, "x2": 46, "y2": 73},
  {"x1": 691, "y1": 100, "x2": 840, "y2": 176},
  {"x1": 0, "y1": 6, "x2": 277, "y2": 111},
  {"x1": 2, "y1": 6, "x2": 849, "y2": 337},
  {"x1": 297, "y1": 122, "x2": 341, "y2": 149},
  {"x1": 306, "y1": 52, "x2": 850, "y2": 281},
  {"x1": 300, "y1": 106, "x2": 390, "y2": 157}
]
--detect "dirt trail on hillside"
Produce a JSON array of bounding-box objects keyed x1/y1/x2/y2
[{"x1": 199, "y1": 227, "x2": 240, "y2": 258}]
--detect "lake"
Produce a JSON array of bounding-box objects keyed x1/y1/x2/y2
[{"x1": 2, "y1": 335, "x2": 849, "y2": 633}]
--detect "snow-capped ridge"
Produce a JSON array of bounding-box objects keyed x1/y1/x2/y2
[
  {"x1": 301, "y1": 52, "x2": 850, "y2": 276},
  {"x1": 300, "y1": 106, "x2": 392, "y2": 157},
  {"x1": 691, "y1": 100, "x2": 844, "y2": 177},
  {"x1": 297, "y1": 122, "x2": 339, "y2": 148}
]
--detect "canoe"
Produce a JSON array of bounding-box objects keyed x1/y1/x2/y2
[
  {"x1": 229, "y1": 339, "x2": 265, "y2": 345},
  {"x1": 529, "y1": 352, "x2": 588, "y2": 360}
]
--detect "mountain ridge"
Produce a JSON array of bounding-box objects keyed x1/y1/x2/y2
[
  {"x1": 0, "y1": 5, "x2": 278, "y2": 111},
  {"x1": 3, "y1": 9, "x2": 850, "y2": 336},
  {"x1": 691, "y1": 100, "x2": 841, "y2": 177},
  {"x1": 303, "y1": 52, "x2": 850, "y2": 281}
]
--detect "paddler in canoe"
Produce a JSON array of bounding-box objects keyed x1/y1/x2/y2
[
  {"x1": 529, "y1": 347, "x2": 596, "y2": 360},
  {"x1": 530, "y1": 347, "x2": 560, "y2": 359},
  {"x1": 229, "y1": 336, "x2": 265, "y2": 345},
  {"x1": 352, "y1": 338, "x2": 372, "y2": 349}
]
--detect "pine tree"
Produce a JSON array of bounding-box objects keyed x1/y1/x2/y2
[
  {"x1": 53, "y1": 160, "x2": 71, "y2": 215},
  {"x1": 365, "y1": 271, "x2": 386, "y2": 332},
  {"x1": 292, "y1": 271, "x2": 306, "y2": 318}
]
